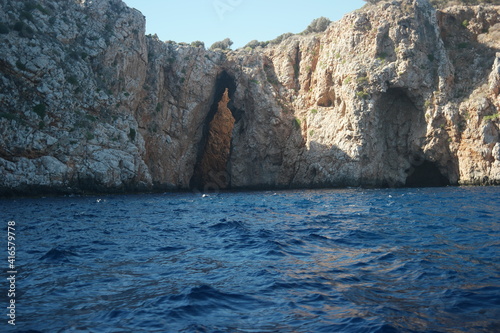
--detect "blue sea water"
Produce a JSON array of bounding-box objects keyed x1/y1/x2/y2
[{"x1": 1, "y1": 186, "x2": 500, "y2": 332}]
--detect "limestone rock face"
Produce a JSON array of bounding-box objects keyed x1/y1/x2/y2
[
  {"x1": 0, "y1": 0, "x2": 152, "y2": 194},
  {"x1": 0, "y1": 0, "x2": 499, "y2": 195}
]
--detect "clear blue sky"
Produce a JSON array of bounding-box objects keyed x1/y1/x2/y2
[{"x1": 123, "y1": 0, "x2": 366, "y2": 49}]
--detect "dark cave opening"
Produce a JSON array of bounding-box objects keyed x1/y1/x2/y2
[
  {"x1": 190, "y1": 71, "x2": 237, "y2": 191},
  {"x1": 375, "y1": 87, "x2": 452, "y2": 188},
  {"x1": 405, "y1": 160, "x2": 450, "y2": 187},
  {"x1": 378, "y1": 87, "x2": 423, "y2": 155}
]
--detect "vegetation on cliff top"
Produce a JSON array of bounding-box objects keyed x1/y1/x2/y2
[
  {"x1": 429, "y1": 0, "x2": 500, "y2": 7},
  {"x1": 364, "y1": 0, "x2": 500, "y2": 7},
  {"x1": 242, "y1": 0, "x2": 500, "y2": 51},
  {"x1": 210, "y1": 38, "x2": 233, "y2": 51},
  {"x1": 244, "y1": 17, "x2": 332, "y2": 50}
]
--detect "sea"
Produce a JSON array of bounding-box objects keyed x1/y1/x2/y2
[{"x1": 0, "y1": 186, "x2": 499, "y2": 332}]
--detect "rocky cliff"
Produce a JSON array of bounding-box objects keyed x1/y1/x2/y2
[{"x1": 0, "y1": 0, "x2": 499, "y2": 195}]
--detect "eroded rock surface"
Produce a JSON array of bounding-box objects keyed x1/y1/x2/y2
[{"x1": 0, "y1": 0, "x2": 499, "y2": 195}]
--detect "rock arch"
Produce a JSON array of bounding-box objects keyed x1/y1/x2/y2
[{"x1": 190, "y1": 71, "x2": 238, "y2": 191}]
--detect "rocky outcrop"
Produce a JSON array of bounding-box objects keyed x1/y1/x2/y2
[
  {"x1": 0, "y1": 0, "x2": 152, "y2": 194},
  {"x1": 0, "y1": 0, "x2": 499, "y2": 195}
]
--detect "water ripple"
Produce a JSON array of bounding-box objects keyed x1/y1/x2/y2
[{"x1": 1, "y1": 187, "x2": 499, "y2": 332}]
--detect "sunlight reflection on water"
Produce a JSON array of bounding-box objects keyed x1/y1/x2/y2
[{"x1": 1, "y1": 186, "x2": 499, "y2": 332}]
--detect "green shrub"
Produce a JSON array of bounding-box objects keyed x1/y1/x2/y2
[
  {"x1": 33, "y1": 103, "x2": 46, "y2": 118},
  {"x1": 267, "y1": 76, "x2": 279, "y2": 85},
  {"x1": 105, "y1": 23, "x2": 114, "y2": 33},
  {"x1": 16, "y1": 60, "x2": 27, "y2": 71},
  {"x1": 85, "y1": 115, "x2": 97, "y2": 122},
  {"x1": 20, "y1": 11, "x2": 34, "y2": 23},
  {"x1": 293, "y1": 117, "x2": 302, "y2": 130},
  {"x1": 356, "y1": 76, "x2": 369, "y2": 85},
  {"x1": 190, "y1": 41, "x2": 205, "y2": 48},
  {"x1": 429, "y1": 0, "x2": 500, "y2": 9},
  {"x1": 13, "y1": 21, "x2": 34, "y2": 37},
  {"x1": 311, "y1": 109, "x2": 318, "y2": 114},
  {"x1": 484, "y1": 113, "x2": 499, "y2": 122},
  {"x1": 0, "y1": 22, "x2": 9, "y2": 34},
  {"x1": 244, "y1": 39, "x2": 270, "y2": 49},
  {"x1": 13, "y1": 22, "x2": 24, "y2": 31},
  {"x1": 376, "y1": 52, "x2": 387, "y2": 60},
  {"x1": 38, "y1": 5, "x2": 51, "y2": 16},
  {"x1": 210, "y1": 38, "x2": 233, "y2": 51},
  {"x1": 24, "y1": 1, "x2": 50, "y2": 15},
  {"x1": 302, "y1": 17, "x2": 332, "y2": 34},
  {"x1": 245, "y1": 40, "x2": 261, "y2": 49},
  {"x1": 69, "y1": 51, "x2": 80, "y2": 60},
  {"x1": 356, "y1": 90, "x2": 369, "y2": 99},
  {"x1": 67, "y1": 75, "x2": 78, "y2": 85},
  {"x1": 269, "y1": 33, "x2": 294, "y2": 45},
  {"x1": 0, "y1": 112, "x2": 19, "y2": 121},
  {"x1": 24, "y1": 1, "x2": 38, "y2": 12},
  {"x1": 457, "y1": 42, "x2": 469, "y2": 49},
  {"x1": 129, "y1": 128, "x2": 136, "y2": 141}
]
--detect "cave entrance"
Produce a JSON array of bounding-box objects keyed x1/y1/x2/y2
[
  {"x1": 190, "y1": 72, "x2": 237, "y2": 191},
  {"x1": 378, "y1": 88, "x2": 424, "y2": 163},
  {"x1": 405, "y1": 160, "x2": 450, "y2": 187}
]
